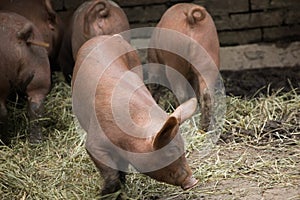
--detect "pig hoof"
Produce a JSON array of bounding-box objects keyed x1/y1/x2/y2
[
  {"x1": 181, "y1": 176, "x2": 198, "y2": 190},
  {"x1": 29, "y1": 133, "x2": 43, "y2": 144}
]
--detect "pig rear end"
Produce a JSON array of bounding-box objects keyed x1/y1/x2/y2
[
  {"x1": 0, "y1": 12, "x2": 51, "y2": 144},
  {"x1": 59, "y1": 0, "x2": 130, "y2": 83},
  {"x1": 148, "y1": 3, "x2": 220, "y2": 131}
]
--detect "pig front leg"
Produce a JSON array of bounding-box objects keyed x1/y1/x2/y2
[
  {"x1": 85, "y1": 133, "x2": 128, "y2": 199},
  {"x1": 0, "y1": 100, "x2": 8, "y2": 144},
  {"x1": 147, "y1": 50, "x2": 169, "y2": 104},
  {"x1": 27, "y1": 95, "x2": 46, "y2": 144},
  {"x1": 26, "y1": 72, "x2": 50, "y2": 144},
  {"x1": 86, "y1": 150, "x2": 125, "y2": 199}
]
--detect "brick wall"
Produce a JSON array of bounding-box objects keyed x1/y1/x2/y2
[{"x1": 53, "y1": 0, "x2": 300, "y2": 46}]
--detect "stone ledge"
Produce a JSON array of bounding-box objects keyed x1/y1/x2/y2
[{"x1": 220, "y1": 41, "x2": 300, "y2": 70}]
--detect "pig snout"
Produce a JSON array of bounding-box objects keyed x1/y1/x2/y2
[{"x1": 181, "y1": 176, "x2": 198, "y2": 190}]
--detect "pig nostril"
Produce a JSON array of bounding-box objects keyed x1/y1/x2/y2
[{"x1": 181, "y1": 176, "x2": 198, "y2": 190}]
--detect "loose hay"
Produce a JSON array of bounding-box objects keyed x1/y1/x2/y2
[{"x1": 0, "y1": 72, "x2": 299, "y2": 199}]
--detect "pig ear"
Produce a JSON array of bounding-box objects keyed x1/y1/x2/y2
[
  {"x1": 153, "y1": 116, "x2": 179, "y2": 150},
  {"x1": 170, "y1": 98, "x2": 197, "y2": 123},
  {"x1": 45, "y1": 0, "x2": 56, "y2": 30}
]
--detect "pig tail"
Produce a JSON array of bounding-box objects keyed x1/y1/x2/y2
[
  {"x1": 187, "y1": 7, "x2": 206, "y2": 24},
  {"x1": 84, "y1": 0, "x2": 110, "y2": 37}
]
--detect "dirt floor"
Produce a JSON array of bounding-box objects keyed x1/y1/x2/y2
[
  {"x1": 202, "y1": 66, "x2": 300, "y2": 200},
  {"x1": 0, "y1": 66, "x2": 299, "y2": 200},
  {"x1": 189, "y1": 145, "x2": 300, "y2": 200},
  {"x1": 130, "y1": 66, "x2": 300, "y2": 200},
  {"x1": 221, "y1": 65, "x2": 300, "y2": 98}
]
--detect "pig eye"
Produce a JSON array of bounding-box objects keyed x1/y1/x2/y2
[{"x1": 166, "y1": 146, "x2": 180, "y2": 157}]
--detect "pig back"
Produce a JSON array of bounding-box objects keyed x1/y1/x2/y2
[
  {"x1": 72, "y1": 35, "x2": 166, "y2": 140},
  {"x1": 71, "y1": 0, "x2": 130, "y2": 60},
  {"x1": 155, "y1": 3, "x2": 220, "y2": 69},
  {"x1": 72, "y1": 35, "x2": 137, "y2": 132}
]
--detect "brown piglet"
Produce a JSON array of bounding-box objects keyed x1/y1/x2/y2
[
  {"x1": 72, "y1": 34, "x2": 198, "y2": 198},
  {"x1": 148, "y1": 3, "x2": 220, "y2": 131},
  {"x1": 59, "y1": 0, "x2": 130, "y2": 83},
  {"x1": 0, "y1": 12, "x2": 51, "y2": 144},
  {"x1": 0, "y1": 0, "x2": 63, "y2": 70}
]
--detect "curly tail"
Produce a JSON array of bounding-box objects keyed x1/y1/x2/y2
[
  {"x1": 84, "y1": 0, "x2": 110, "y2": 37},
  {"x1": 187, "y1": 7, "x2": 206, "y2": 24},
  {"x1": 17, "y1": 23, "x2": 49, "y2": 48}
]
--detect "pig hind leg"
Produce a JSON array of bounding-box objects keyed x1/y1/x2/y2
[
  {"x1": 86, "y1": 151, "x2": 124, "y2": 197},
  {"x1": 199, "y1": 75, "x2": 216, "y2": 131},
  {"x1": 166, "y1": 68, "x2": 191, "y2": 107},
  {"x1": 0, "y1": 81, "x2": 9, "y2": 144}
]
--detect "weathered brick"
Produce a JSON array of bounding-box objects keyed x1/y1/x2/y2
[
  {"x1": 269, "y1": 0, "x2": 300, "y2": 9},
  {"x1": 124, "y1": 5, "x2": 166, "y2": 23},
  {"x1": 123, "y1": 6, "x2": 145, "y2": 23},
  {"x1": 130, "y1": 22, "x2": 157, "y2": 29},
  {"x1": 285, "y1": 9, "x2": 300, "y2": 25},
  {"x1": 220, "y1": 42, "x2": 300, "y2": 70},
  {"x1": 250, "y1": 0, "x2": 300, "y2": 10},
  {"x1": 213, "y1": 15, "x2": 232, "y2": 31},
  {"x1": 193, "y1": 0, "x2": 249, "y2": 14},
  {"x1": 115, "y1": 0, "x2": 169, "y2": 7},
  {"x1": 51, "y1": 0, "x2": 300, "y2": 45},
  {"x1": 64, "y1": 0, "x2": 86, "y2": 10},
  {"x1": 192, "y1": 0, "x2": 206, "y2": 6},
  {"x1": 230, "y1": 11, "x2": 284, "y2": 29},
  {"x1": 218, "y1": 29, "x2": 262, "y2": 46},
  {"x1": 144, "y1": 5, "x2": 167, "y2": 22},
  {"x1": 263, "y1": 25, "x2": 300, "y2": 42},
  {"x1": 250, "y1": 0, "x2": 269, "y2": 10},
  {"x1": 170, "y1": 0, "x2": 193, "y2": 3}
]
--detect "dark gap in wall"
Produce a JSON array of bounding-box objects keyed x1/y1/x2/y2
[
  {"x1": 260, "y1": 27, "x2": 264, "y2": 42},
  {"x1": 228, "y1": 9, "x2": 267, "y2": 17},
  {"x1": 218, "y1": 26, "x2": 270, "y2": 32},
  {"x1": 248, "y1": 0, "x2": 251, "y2": 12}
]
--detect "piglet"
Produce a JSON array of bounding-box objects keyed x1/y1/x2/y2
[
  {"x1": 148, "y1": 3, "x2": 220, "y2": 131},
  {"x1": 0, "y1": 12, "x2": 51, "y2": 144},
  {"x1": 0, "y1": 0, "x2": 63, "y2": 70},
  {"x1": 59, "y1": 0, "x2": 130, "y2": 83},
  {"x1": 72, "y1": 34, "x2": 198, "y2": 198}
]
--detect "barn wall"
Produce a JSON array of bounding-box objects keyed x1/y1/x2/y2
[
  {"x1": 52, "y1": 0, "x2": 300, "y2": 70},
  {"x1": 53, "y1": 0, "x2": 300, "y2": 46}
]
